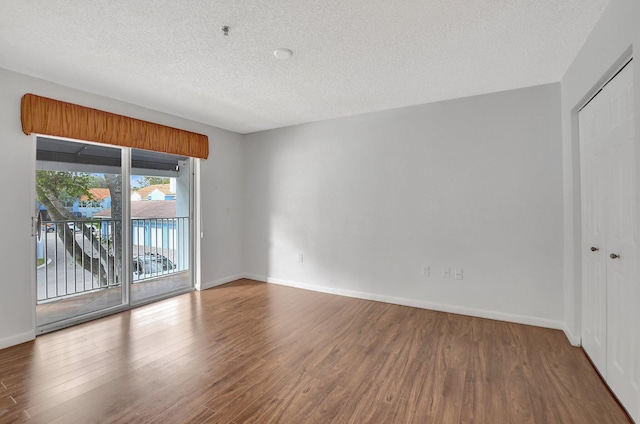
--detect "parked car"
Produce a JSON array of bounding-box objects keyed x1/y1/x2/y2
[
  {"x1": 41, "y1": 221, "x2": 84, "y2": 233},
  {"x1": 133, "y1": 253, "x2": 176, "y2": 281},
  {"x1": 67, "y1": 222, "x2": 83, "y2": 232}
]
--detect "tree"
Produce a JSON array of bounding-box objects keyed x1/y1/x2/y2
[
  {"x1": 135, "y1": 176, "x2": 169, "y2": 188},
  {"x1": 36, "y1": 171, "x2": 122, "y2": 286},
  {"x1": 87, "y1": 174, "x2": 108, "y2": 188},
  {"x1": 104, "y1": 173, "x2": 123, "y2": 285}
]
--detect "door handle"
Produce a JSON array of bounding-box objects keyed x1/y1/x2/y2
[
  {"x1": 590, "y1": 247, "x2": 599, "y2": 252},
  {"x1": 610, "y1": 253, "x2": 620, "y2": 259}
]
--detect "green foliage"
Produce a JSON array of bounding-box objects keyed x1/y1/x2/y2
[
  {"x1": 136, "y1": 176, "x2": 170, "y2": 188},
  {"x1": 87, "y1": 174, "x2": 108, "y2": 188},
  {"x1": 36, "y1": 171, "x2": 94, "y2": 205}
]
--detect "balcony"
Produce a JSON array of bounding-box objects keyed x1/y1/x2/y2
[{"x1": 36, "y1": 217, "x2": 191, "y2": 326}]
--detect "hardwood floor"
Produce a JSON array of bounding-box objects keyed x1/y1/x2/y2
[{"x1": 0, "y1": 279, "x2": 631, "y2": 423}]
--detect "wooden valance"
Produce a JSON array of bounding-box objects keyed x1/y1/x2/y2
[{"x1": 21, "y1": 93, "x2": 209, "y2": 159}]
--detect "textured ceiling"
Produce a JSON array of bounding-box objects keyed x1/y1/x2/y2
[{"x1": 0, "y1": 0, "x2": 609, "y2": 134}]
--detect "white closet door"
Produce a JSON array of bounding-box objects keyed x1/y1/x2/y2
[
  {"x1": 603, "y1": 63, "x2": 639, "y2": 422},
  {"x1": 579, "y1": 76, "x2": 610, "y2": 377},
  {"x1": 580, "y1": 61, "x2": 638, "y2": 423}
]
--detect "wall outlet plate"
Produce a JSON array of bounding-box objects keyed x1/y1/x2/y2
[{"x1": 442, "y1": 267, "x2": 450, "y2": 279}]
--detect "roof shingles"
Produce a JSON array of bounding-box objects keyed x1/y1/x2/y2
[{"x1": 94, "y1": 200, "x2": 176, "y2": 218}]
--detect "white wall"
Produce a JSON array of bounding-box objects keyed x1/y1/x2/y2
[
  {"x1": 0, "y1": 67, "x2": 244, "y2": 349},
  {"x1": 560, "y1": 0, "x2": 640, "y2": 343},
  {"x1": 199, "y1": 125, "x2": 245, "y2": 289},
  {"x1": 244, "y1": 83, "x2": 564, "y2": 328}
]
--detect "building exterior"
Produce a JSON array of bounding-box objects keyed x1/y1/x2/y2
[
  {"x1": 74, "y1": 188, "x2": 111, "y2": 218},
  {"x1": 131, "y1": 183, "x2": 176, "y2": 201}
]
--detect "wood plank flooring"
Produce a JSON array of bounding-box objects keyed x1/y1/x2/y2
[{"x1": 0, "y1": 279, "x2": 631, "y2": 423}]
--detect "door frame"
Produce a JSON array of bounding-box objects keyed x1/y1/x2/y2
[
  {"x1": 31, "y1": 134, "x2": 200, "y2": 335},
  {"x1": 571, "y1": 52, "x2": 634, "y2": 347},
  {"x1": 577, "y1": 56, "x2": 634, "y2": 346}
]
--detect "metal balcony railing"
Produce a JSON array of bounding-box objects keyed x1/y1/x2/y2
[
  {"x1": 36, "y1": 217, "x2": 189, "y2": 303},
  {"x1": 132, "y1": 217, "x2": 189, "y2": 282}
]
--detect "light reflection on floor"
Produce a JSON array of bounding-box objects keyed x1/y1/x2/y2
[{"x1": 36, "y1": 272, "x2": 192, "y2": 327}]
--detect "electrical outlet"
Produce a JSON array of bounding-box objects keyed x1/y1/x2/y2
[
  {"x1": 297, "y1": 253, "x2": 304, "y2": 263},
  {"x1": 421, "y1": 266, "x2": 430, "y2": 277},
  {"x1": 455, "y1": 269, "x2": 463, "y2": 280},
  {"x1": 442, "y1": 267, "x2": 450, "y2": 279}
]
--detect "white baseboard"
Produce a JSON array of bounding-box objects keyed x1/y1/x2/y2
[
  {"x1": 200, "y1": 274, "x2": 245, "y2": 291},
  {"x1": 563, "y1": 324, "x2": 582, "y2": 347},
  {"x1": 0, "y1": 330, "x2": 35, "y2": 350},
  {"x1": 244, "y1": 273, "x2": 565, "y2": 332}
]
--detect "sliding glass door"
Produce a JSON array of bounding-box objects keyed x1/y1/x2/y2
[{"x1": 35, "y1": 137, "x2": 194, "y2": 331}]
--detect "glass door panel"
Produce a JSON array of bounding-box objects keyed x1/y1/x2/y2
[
  {"x1": 130, "y1": 149, "x2": 192, "y2": 304},
  {"x1": 36, "y1": 137, "x2": 125, "y2": 328}
]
